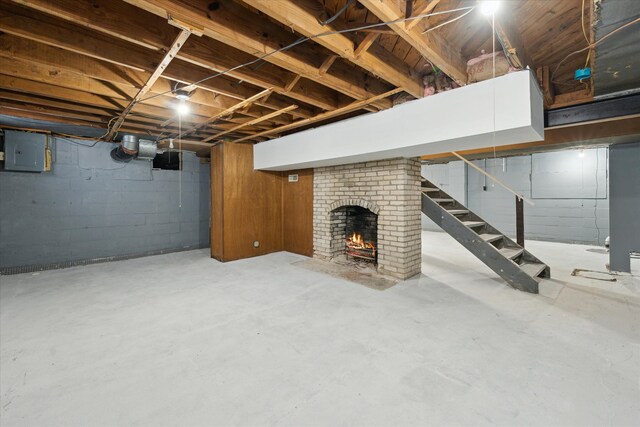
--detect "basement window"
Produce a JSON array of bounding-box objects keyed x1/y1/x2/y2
[{"x1": 153, "y1": 152, "x2": 181, "y2": 170}]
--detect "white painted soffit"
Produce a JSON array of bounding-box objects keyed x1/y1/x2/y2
[{"x1": 254, "y1": 71, "x2": 544, "y2": 171}]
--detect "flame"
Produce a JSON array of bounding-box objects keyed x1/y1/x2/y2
[{"x1": 346, "y1": 232, "x2": 375, "y2": 249}]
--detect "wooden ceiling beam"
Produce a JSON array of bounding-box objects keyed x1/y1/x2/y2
[
  {"x1": 0, "y1": 59, "x2": 241, "y2": 123},
  {"x1": 405, "y1": 0, "x2": 440, "y2": 31},
  {"x1": 105, "y1": 29, "x2": 192, "y2": 141},
  {"x1": 0, "y1": 72, "x2": 270, "y2": 135},
  {"x1": 0, "y1": 46, "x2": 292, "y2": 129},
  {"x1": 230, "y1": 88, "x2": 402, "y2": 143},
  {"x1": 0, "y1": 75, "x2": 177, "y2": 121},
  {"x1": 0, "y1": 100, "x2": 170, "y2": 136},
  {"x1": 494, "y1": 15, "x2": 534, "y2": 70},
  {"x1": 203, "y1": 105, "x2": 298, "y2": 143},
  {"x1": 240, "y1": 0, "x2": 423, "y2": 98},
  {"x1": 1, "y1": 1, "x2": 333, "y2": 113},
  {"x1": 358, "y1": 0, "x2": 467, "y2": 84},
  {"x1": 548, "y1": 89, "x2": 594, "y2": 110},
  {"x1": 7, "y1": 0, "x2": 180, "y2": 51},
  {"x1": 354, "y1": 33, "x2": 381, "y2": 58},
  {"x1": 536, "y1": 66, "x2": 555, "y2": 107},
  {"x1": 122, "y1": 0, "x2": 395, "y2": 108},
  {"x1": 178, "y1": 88, "x2": 273, "y2": 138},
  {"x1": 0, "y1": 35, "x2": 312, "y2": 122},
  {"x1": 0, "y1": 90, "x2": 270, "y2": 136},
  {"x1": 177, "y1": 39, "x2": 341, "y2": 111}
]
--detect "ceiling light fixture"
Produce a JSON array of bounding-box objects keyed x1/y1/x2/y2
[
  {"x1": 176, "y1": 100, "x2": 189, "y2": 116},
  {"x1": 174, "y1": 89, "x2": 191, "y2": 116},
  {"x1": 479, "y1": 0, "x2": 500, "y2": 16}
]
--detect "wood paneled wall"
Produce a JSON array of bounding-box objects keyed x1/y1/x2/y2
[
  {"x1": 282, "y1": 169, "x2": 314, "y2": 257},
  {"x1": 210, "y1": 142, "x2": 313, "y2": 261}
]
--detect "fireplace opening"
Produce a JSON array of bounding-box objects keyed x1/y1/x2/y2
[{"x1": 330, "y1": 205, "x2": 378, "y2": 263}]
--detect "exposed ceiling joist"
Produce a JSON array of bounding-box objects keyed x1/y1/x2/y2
[
  {"x1": 121, "y1": 0, "x2": 396, "y2": 109},
  {"x1": 2, "y1": 1, "x2": 330, "y2": 114},
  {"x1": 231, "y1": 88, "x2": 402, "y2": 143},
  {"x1": 494, "y1": 16, "x2": 534, "y2": 70},
  {"x1": 203, "y1": 105, "x2": 298, "y2": 143},
  {"x1": 354, "y1": 33, "x2": 381, "y2": 58},
  {"x1": 105, "y1": 29, "x2": 192, "y2": 140},
  {"x1": 358, "y1": 0, "x2": 468, "y2": 84},
  {"x1": 178, "y1": 88, "x2": 273, "y2": 138},
  {"x1": 240, "y1": 0, "x2": 423, "y2": 98},
  {"x1": 405, "y1": 0, "x2": 440, "y2": 31},
  {"x1": 0, "y1": 73, "x2": 270, "y2": 135}
]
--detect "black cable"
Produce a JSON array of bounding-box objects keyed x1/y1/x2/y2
[
  {"x1": 54, "y1": 135, "x2": 101, "y2": 147},
  {"x1": 320, "y1": 0, "x2": 356, "y2": 26},
  {"x1": 102, "y1": 5, "x2": 476, "y2": 138},
  {"x1": 138, "y1": 6, "x2": 475, "y2": 105}
]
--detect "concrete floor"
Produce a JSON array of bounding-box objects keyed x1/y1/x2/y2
[{"x1": 1, "y1": 231, "x2": 639, "y2": 426}]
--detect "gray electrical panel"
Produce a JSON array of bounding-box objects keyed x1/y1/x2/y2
[{"x1": 4, "y1": 130, "x2": 46, "y2": 172}]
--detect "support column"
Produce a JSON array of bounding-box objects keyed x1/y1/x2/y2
[{"x1": 609, "y1": 142, "x2": 640, "y2": 273}]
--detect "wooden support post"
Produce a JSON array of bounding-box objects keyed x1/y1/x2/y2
[{"x1": 516, "y1": 196, "x2": 525, "y2": 248}]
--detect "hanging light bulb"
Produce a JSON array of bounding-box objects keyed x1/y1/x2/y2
[
  {"x1": 169, "y1": 138, "x2": 174, "y2": 149},
  {"x1": 479, "y1": 0, "x2": 500, "y2": 16},
  {"x1": 176, "y1": 99, "x2": 189, "y2": 116},
  {"x1": 174, "y1": 89, "x2": 191, "y2": 116},
  {"x1": 578, "y1": 149, "x2": 586, "y2": 158}
]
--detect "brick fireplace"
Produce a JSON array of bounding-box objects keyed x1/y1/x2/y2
[{"x1": 313, "y1": 158, "x2": 422, "y2": 280}]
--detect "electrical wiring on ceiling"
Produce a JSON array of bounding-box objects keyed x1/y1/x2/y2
[
  {"x1": 99, "y1": 5, "x2": 477, "y2": 140},
  {"x1": 581, "y1": 0, "x2": 592, "y2": 68},
  {"x1": 551, "y1": 16, "x2": 640, "y2": 84},
  {"x1": 137, "y1": 5, "x2": 476, "y2": 105},
  {"x1": 421, "y1": 7, "x2": 475, "y2": 34},
  {"x1": 320, "y1": 0, "x2": 356, "y2": 26}
]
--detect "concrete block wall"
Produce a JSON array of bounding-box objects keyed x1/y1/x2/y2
[
  {"x1": 421, "y1": 161, "x2": 466, "y2": 231},
  {"x1": 0, "y1": 138, "x2": 210, "y2": 269},
  {"x1": 421, "y1": 147, "x2": 609, "y2": 245},
  {"x1": 314, "y1": 158, "x2": 422, "y2": 280}
]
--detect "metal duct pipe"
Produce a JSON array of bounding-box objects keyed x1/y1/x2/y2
[
  {"x1": 110, "y1": 134, "x2": 138, "y2": 162},
  {"x1": 137, "y1": 139, "x2": 157, "y2": 160}
]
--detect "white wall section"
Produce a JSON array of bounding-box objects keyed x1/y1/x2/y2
[{"x1": 254, "y1": 71, "x2": 544, "y2": 171}]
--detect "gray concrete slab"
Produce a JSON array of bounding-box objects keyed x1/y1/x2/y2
[{"x1": 1, "y1": 232, "x2": 639, "y2": 426}]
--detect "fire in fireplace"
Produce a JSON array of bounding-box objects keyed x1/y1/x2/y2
[
  {"x1": 346, "y1": 232, "x2": 376, "y2": 261},
  {"x1": 329, "y1": 205, "x2": 378, "y2": 263}
]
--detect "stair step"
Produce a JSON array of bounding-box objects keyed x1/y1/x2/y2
[
  {"x1": 422, "y1": 188, "x2": 439, "y2": 192},
  {"x1": 446, "y1": 209, "x2": 469, "y2": 216},
  {"x1": 499, "y1": 247, "x2": 524, "y2": 260},
  {"x1": 432, "y1": 198, "x2": 454, "y2": 204},
  {"x1": 519, "y1": 262, "x2": 547, "y2": 278},
  {"x1": 462, "y1": 221, "x2": 485, "y2": 228},
  {"x1": 479, "y1": 233, "x2": 503, "y2": 243}
]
